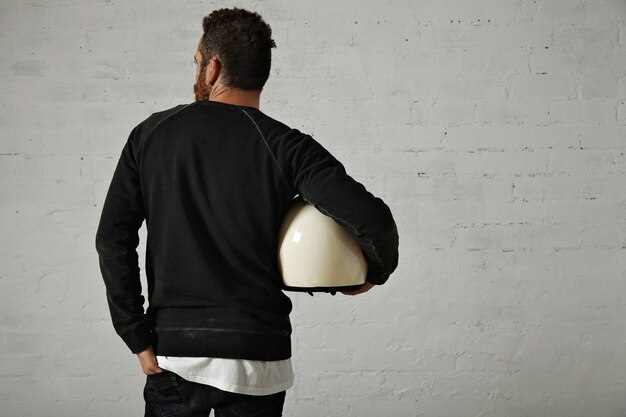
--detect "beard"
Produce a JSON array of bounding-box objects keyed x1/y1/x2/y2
[{"x1": 193, "y1": 65, "x2": 212, "y2": 102}]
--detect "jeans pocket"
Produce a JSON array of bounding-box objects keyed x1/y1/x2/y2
[{"x1": 144, "y1": 371, "x2": 187, "y2": 417}]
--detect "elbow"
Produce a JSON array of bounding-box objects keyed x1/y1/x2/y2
[
  {"x1": 95, "y1": 231, "x2": 105, "y2": 256},
  {"x1": 94, "y1": 224, "x2": 110, "y2": 255}
]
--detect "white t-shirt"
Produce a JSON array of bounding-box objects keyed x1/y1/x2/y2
[{"x1": 155, "y1": 355, "x2": 294, "y2": 396}]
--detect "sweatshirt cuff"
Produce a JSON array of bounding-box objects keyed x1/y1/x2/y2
[
  {"x1": 366, "y1": 270, "x2": 389, "y2": 286},
  {"x1": 120, "y1": 321, "x2": 155, "y2": 354}
]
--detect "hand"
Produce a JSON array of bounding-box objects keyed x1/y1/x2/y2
[
  {"x1": 137, "y1": 344, "x2": 166, "y2": 375},
  {"x1": 341, "y1": 280, "x2": 375, "y2": 296}
]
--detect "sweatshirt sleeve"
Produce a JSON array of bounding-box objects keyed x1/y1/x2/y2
[
  {"x1": 276, "y1": 129, "x2": 399, "y2": 285},
  {"x1": 94, "y1": 126, "x2": 155, "y2": 354}
]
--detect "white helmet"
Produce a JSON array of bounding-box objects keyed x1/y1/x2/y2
[{"x1": 277, "y1": 196, "x2": 367, "y2": 295}]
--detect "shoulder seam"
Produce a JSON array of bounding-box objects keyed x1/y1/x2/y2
[{"x1": 240, "y1": 109, "x2": 286, "y2": 177}]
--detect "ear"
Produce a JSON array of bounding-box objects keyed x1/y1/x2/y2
[{"x1": 205, "y1": 57, "x2": 221, "y2": 86}]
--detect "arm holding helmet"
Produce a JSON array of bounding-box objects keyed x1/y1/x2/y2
[{"x1": 274, "y1": 129, "x2": 400, "y2": 291}]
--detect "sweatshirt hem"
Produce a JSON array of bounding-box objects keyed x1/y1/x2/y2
[{"x1": 153, "y1": 327, "x2": 291, "y2": 361}]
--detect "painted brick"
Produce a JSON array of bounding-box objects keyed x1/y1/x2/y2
[{"x1": 2, "y1": 1, "x2": 625, "y2": 416}]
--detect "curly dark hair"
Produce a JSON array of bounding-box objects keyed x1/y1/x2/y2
[{"x1": 199, "y1": 7, "x2": 276, "y2": 91}]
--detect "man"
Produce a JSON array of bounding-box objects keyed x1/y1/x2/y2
[{"x1": 95, "y1": 7, "x2": 399, "y2": 417}]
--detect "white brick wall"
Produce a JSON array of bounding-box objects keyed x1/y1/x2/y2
[{"x1": 1, "y1": 0, "x2": 625, "y2": 416}]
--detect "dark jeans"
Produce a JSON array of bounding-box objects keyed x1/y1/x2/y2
[{"x1": 143, "y1": 369, "x2": 287, "y2": 417}]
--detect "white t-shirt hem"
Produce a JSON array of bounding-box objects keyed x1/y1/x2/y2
[{"x1": 158, "y1": 363, "x2": 294, "y2": 396}]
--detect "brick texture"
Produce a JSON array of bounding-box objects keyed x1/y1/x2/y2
[{"x1": 1, "y1": 0, "x2": 625, "y2": 416}]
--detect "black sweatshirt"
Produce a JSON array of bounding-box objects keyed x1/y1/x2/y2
[{"x1": 95, "y1": 100, "x2": 400, "y2": 360}]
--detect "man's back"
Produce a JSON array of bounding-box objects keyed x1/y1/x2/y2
[
  {"x1": 140, "y1": 99, "x2": 297, "y2": 360},
  {"x1": 95, "y1": 98, "x2": 399, "y2": 360}
]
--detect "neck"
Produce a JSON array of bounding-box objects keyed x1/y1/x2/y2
[{"x1": 209, "y1": 87, "x2": 261, "y2": 109}]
